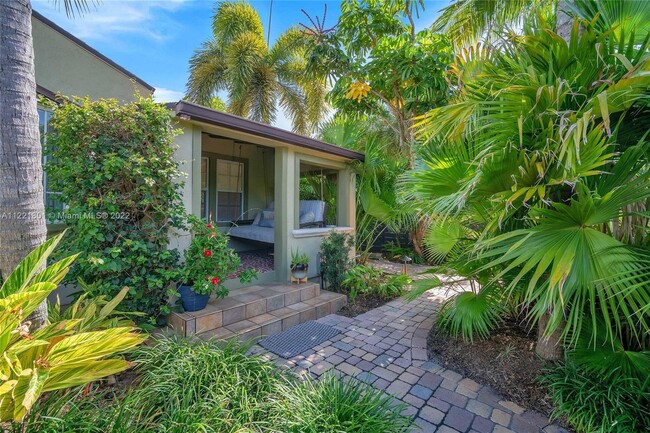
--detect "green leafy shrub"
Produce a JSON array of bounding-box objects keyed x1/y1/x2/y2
[
  {"x1": 320, "y1": 232, "x2": 354, "y2": 292},
  {"x1": 543, "y1": 358, "x2": 650, "y2": 433},
  {"x1": 342, "y1": 264, "x2": 409, "y2": 301},
  {"x1": 45, "y1": 97, "x2": 186, "y2": 324},
  {"x1": 181, "y1": 216, "x2": 256, "y2": 296},
  {"x1": 273, "y1": 374, "x2": 411, "y2": 433},
  {"x1": 0, "y1": 233, "x2": 144, "y2": 424}
]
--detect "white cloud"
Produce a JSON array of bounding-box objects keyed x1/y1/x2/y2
[
  {"x1": 32, "y1": 0, "x2": 190, "y2": 42},
  {"x1": 153, "y1": 87, "x2": 185, "y2": 102}
]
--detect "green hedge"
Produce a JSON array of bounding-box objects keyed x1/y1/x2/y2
[{"x1": 45, "y1": 97, "x2": 185, "y2": 324}]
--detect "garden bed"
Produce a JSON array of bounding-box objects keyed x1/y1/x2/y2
[
  {"x1": 337, "y1": 292, "x2": 399, "y2": 317},
  {"x1": 427, "y1": 318, "x2": 555, "y2": 417}
]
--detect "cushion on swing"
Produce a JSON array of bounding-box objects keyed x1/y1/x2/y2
[
  {"x1": 259, "y1": 210, "x2": 275, "y2": 228},
  {"x1": 299, "y1": 211, "x2": 315, "y2": 225}
]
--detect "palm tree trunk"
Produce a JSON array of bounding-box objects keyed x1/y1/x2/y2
[
  {"x1": 0, "y1": 0, "x2": 48, "y2": 329},
  {"x1": 533, "y1": 2, "x2": 577, "y2": 360},
  {"x1": 535, "y1": 310, "x2": 564, "y2": 361}
]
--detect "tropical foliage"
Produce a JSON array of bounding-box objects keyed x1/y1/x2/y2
[
  {"x1": 405, "y1": 5, "x2": 650, "y2": 358},
  {"x1": 303, "y1": 0, "x2": 452, "y2": 161},
  {"x1": 0, "y1": 233, "x2": 144, "y2": 423},
  {"x1": 342, "y1": 264, "x2": 410, "y2": 301},
  {"x1": 186, "y1": 0, "x2": 326, "y2": 134},
  {"x1": 45, "y1": 97, "x2": 185, "y2": 324}
]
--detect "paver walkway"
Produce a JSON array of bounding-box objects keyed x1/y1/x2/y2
[{"x1": 249, "y1": 285, "x2": 569, "y2": 433}]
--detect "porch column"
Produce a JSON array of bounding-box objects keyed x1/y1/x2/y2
[
  {"x1": 191, "y1": 127, "x2": 202, "y2": 217},
  {"x1": 337, "y1": 167, "x2": 356, "y2": 228},
  {"x1": 274, "y1": 147, "x2": 296, "y2": 281}
]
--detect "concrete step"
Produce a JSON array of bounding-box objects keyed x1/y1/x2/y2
[
  {"x1": 168, "y1": 282, "x2": 346, "y2": 338},
  {"x1": 196, "y1": 290, "x2": 347, "y2": 342}
]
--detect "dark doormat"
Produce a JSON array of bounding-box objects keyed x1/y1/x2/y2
[{"x1": 259, "y1": 320, "x2": 341, "y2": 359}]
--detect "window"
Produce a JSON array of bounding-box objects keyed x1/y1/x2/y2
[
  {"x1": 216, "y1": 159, "x2": 243, "y2": 222},
  {"x1": 200, "y1": 157, "x2": 209, "y2": 219},
  {"x1": 39, "y1": 107, "x2": 65, "y2": 213}
]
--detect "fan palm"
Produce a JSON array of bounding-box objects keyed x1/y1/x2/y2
[
  {"x1": 404, "y1": 12, "x2": 650, "y2": 359},
  {"x1": 186, "y1": 1, "x2": 326, "y2": 134}
]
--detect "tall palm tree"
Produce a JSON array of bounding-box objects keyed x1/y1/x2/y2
[
  {"x1": 186, "y1": 1, "x2": 326, "y2": 135},
  {"x1": 0, "y1": 0, "x2": 89, "y2": 328}
]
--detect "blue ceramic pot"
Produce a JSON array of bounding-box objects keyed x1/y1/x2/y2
[{"x1": 178, "y1": 284, "x2": 210, "y2": 312}]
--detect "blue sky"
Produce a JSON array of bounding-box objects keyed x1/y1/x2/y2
[{"x1": 33, "y1": 0, "x2": 448, "y2": 129}]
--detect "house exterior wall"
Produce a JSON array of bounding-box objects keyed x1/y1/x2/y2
[{"x1": 32, "y1": 15, "x2": 151, "y2": 101}]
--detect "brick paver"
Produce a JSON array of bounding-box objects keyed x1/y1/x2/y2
[{"x1": 249, "y1": 281, "x2": 569, "y2": 433}]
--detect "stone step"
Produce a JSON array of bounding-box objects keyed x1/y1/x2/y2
[
  {"x1": 168, "y1": 282, "x2": 344, "y2": 338},
  {"x1": 196, "y1": 290, "x2": 347, "y2": 342}
]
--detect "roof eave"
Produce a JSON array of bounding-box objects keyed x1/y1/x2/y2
[{"x1": 170, "y1": 100, "x2": 365, "y2": 162}]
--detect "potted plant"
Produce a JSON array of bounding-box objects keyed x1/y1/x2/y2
[
  {"x1": 290, "y1": 249, "x2": 310, "y2": 282},
  {"x1": 178, "y1": 216, "x2": 257, "y2": 312}
]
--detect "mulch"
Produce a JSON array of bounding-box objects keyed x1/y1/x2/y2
[
  {"x1": 337, "y1": 292, "x2": 396, "y2": 317},
  {"x1": 427, "y1": 318, "x2": 557, "y2": 418}
]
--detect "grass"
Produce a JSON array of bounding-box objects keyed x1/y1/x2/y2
[{"x1": 17, "y1": 335, "x2": 412, "y2": 433}]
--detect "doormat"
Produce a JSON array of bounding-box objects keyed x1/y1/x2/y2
[{"x1": 259, "y1": 320, "x2": 341, "y2": 359}]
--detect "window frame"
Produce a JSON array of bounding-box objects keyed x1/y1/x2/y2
[
  {"x1": 201, "y1": 151, "x2": 247, "y2": 224},
  {"x1": 39, "y1": 106, "x2": 66, "y2": 219}
]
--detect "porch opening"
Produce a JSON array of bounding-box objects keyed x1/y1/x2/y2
[
  {"x1": 298, "y1": 162, "x2": 338, "y2": 228},
  {"x1": 200, "y1": 133, "x2": 276, "y2": 278}
]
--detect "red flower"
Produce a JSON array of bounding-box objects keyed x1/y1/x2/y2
[
  {"x1": 211, "y1": 231, "x2": 217, "y2": 238},
  {"x1": 207, "y1": 223, "x2": 213, "y2": 228},
  {"x1": 204, "y1": 250, "x2": 212, "y2": 257},
  {"x1": 211, "y1": 277, "x2": 220, "y2": 285}
]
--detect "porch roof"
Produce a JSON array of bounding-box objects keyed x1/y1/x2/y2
[{"x1": 168, "y1": 100, "x2": 365, "y2": 162}]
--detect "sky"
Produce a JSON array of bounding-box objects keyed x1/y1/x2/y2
[{"x1": 33, "y1": 0, "x2": 448, "y2": 130}]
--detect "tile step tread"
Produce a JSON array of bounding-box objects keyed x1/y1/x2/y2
[
  {"x1": 177, "y1": 282, "x2": 322, "y2": 319},
  {"x1": 196, "y1": 291, "x2": 346, "y2": 341}
]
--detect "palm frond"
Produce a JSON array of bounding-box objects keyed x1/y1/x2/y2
[
  {"x1": 212, "y1": 0, "x2": 264, "y2": 44},
  {"x1": 186, "y1": 40, "x2": 228, "y2": 106}
]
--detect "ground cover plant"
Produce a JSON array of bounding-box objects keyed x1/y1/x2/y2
[
  {"x1": 18, "y1": 335, "x2": 412, "y2": 433},
  {"x1": 45, "y1": 97, "x2": 185, "y2": 325}
]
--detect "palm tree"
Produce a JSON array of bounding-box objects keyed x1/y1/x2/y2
[
  {"x1": 0, "y1": 0, "x2": 89, "y2": 329},
  {"x1": 405, "y1": 9, "x2": 650, "y2": 359},
  {"x1": 186, "y1": 1, "x2": 326, "y2": 134}
]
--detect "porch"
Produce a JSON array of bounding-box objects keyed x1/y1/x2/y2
[{"x1": 169, "y1": 101, "x2": 361, "y2": 287}]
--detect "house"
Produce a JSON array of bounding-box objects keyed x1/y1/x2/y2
[{"x1": 32, "y1": 11, "x2": 362, "y2": 320}]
